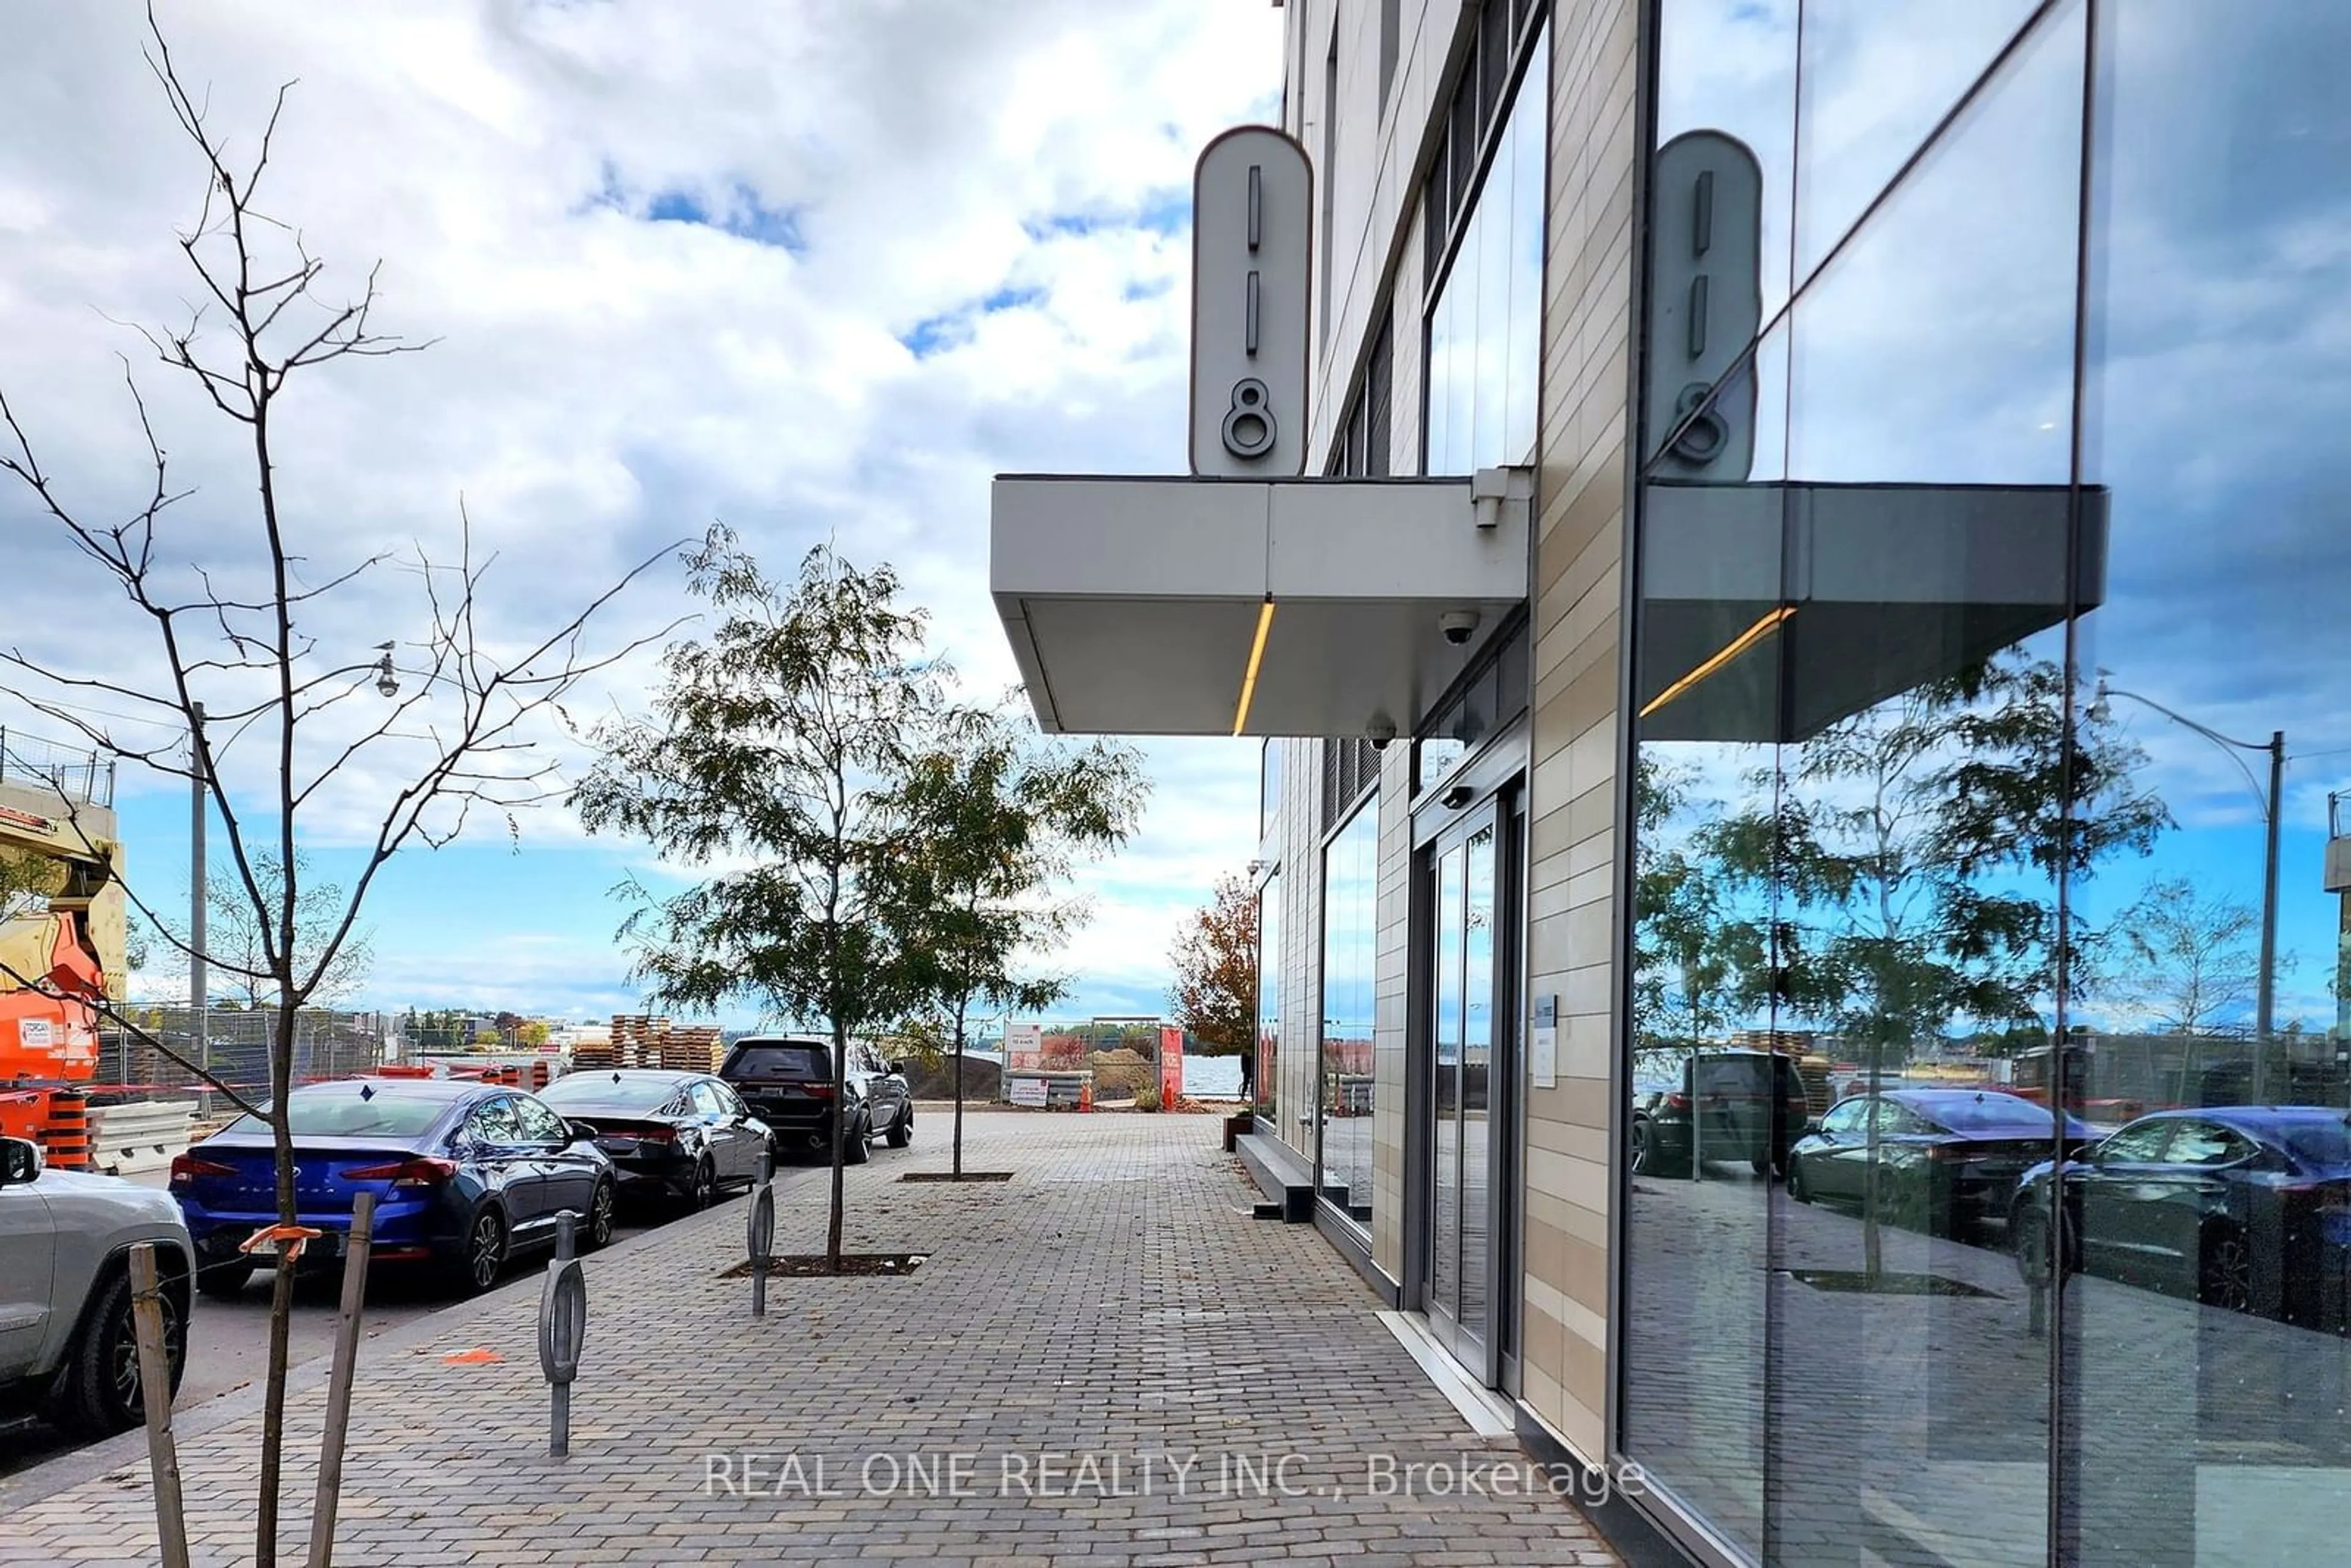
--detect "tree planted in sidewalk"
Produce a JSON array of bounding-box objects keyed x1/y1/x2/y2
[
  {"x1": 879, "y1": 706, "x2": 1146, "y2": 1177},
  {"x1": 573, "y1": 528, "x2": 946, "y2": 1268},
  {"x1": 1167, "y1": 872, "x2": 1259, "y2": 1095},
  {"x1": 0, "y1": 18, "x2": 665, "y2": 1564}
]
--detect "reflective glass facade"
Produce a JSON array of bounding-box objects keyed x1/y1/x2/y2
[
  {"x1": 1256, "y1": 869, "x2": 1281, "y2": 1125},
  {"x1": 1425, "y1": 30, "x2": 1547, "y2": 476},
  {"x1": 1625, "y1": 2, "x2": 2351, "y2": 1563},
  {"x1": 1318, "y1": 798, "x2": 1376, "y2": 1231}
]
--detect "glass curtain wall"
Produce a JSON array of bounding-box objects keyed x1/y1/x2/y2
[
  {"x1": 1624, "y1": 2, "x2": 2351, "y2": 1565},
  {"x1": 1257, "y1": 870, "x2": 1281, "y2": 1127},
  {"x1": 1426, "y1": 29, "x2": 1547, "y2": 476},
  {"x1": 1318, "y1": 799, "x2": 1378, "y2": 1229}
]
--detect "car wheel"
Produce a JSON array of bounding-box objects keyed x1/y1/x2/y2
[
  {"x1": 1629, "y1": 1116, "x2": 1681, "y2": 1179},
  {"x1": 194, "y1": 1257, "x2": 254, "y2": 1300},
  {"x1": 844, "y1": 1114, "x2": 871, "y2": 1165},
  {"x1": 455, "y1": 1207, "x2": 508, "y2": 1296},
  {"x1": 688, "y1": 1157, "x2": 718, "y2": 1210},
  {"x1": 1786, "y1": 1158, "x2": 1812, "y2": 1204},
  {"x1": 51, "y1": 1261, "x2": 187, "y2": 1439},
  {"x1": 885, "y1": 1105, "x2": 912, "y2": 1149},
  {"x1": 584, "y1": 1179, "x2": 617, "y2": 1250},
  {"x1": 2198, "y1": 1225, "x2": 2255, "y2": 1314}
]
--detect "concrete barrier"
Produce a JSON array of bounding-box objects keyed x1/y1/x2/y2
[{"x1": 89, "y1": 1099, "x2": 199, "y2": 1176}]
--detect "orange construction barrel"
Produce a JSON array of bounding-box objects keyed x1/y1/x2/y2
[{"x1": 43, "y1": 1092, "x2": 90, "y2": 1171}]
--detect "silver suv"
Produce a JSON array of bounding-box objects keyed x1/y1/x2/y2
[{"x1": 0, "y1": 1135, "x2": 192, "y2": 1437}]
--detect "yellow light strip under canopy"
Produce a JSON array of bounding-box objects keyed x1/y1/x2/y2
[
  {"x1": 1232, "y1": 597, "x2": 1277, "y2": 735},
  {"x1": 1637, "y1": 604, "x2": 1795, "y2": 720}
]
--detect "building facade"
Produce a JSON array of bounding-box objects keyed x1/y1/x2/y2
[{"x1": 996, "y1": 2, "x2": 2351, "y2": 1563}]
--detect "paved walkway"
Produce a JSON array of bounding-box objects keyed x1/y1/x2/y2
[{"x1": 1, "y1": 1112, "x2": 1620, "y2": 1566}]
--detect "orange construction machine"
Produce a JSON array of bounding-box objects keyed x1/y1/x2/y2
[{"x1": 1, "y1": 756, "x2": 126, "y2": 1166}]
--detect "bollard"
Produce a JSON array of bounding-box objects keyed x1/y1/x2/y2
[
  {"x1": 538, "y1": 1211, "x2": 587, "y2": 1458},
  {"x1": 748, "y1": 1148, "x2": 775, "y2": 1318}
]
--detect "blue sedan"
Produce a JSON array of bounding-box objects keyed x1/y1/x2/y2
[{"x1": 169, "y1": 1076, "x2": 617, "y2": 1298}]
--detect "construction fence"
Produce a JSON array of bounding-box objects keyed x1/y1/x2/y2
[{"x1": 93, "y1": 1006, "x2": 392, "y2": 1119}]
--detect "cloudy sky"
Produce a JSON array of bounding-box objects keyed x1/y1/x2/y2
[{"x1": 0, "y1": 1, "x2": 1285, "y2": 1028}]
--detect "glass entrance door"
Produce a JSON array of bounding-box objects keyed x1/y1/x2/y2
[{"x1": 1425, "y1": 803, "x2": 1512, "y2": 1376}]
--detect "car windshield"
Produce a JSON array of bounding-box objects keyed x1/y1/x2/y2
[
  {"x1": 538, "y1": 1075, "x2": 677, "y2": 1116},
  {"x1": 1913, "y1": 1095, "x2": 2063, "y2": 1134},
  {"x1": 727, "y1": 1043, "x2": 828, "y2": 1078},
  {"x1": 222, "y1": 1092, "x2": 447, "y2": 1140},
  {"x1": 2279, "y1": 1119, "x2": 2351, "y2": 1169}
]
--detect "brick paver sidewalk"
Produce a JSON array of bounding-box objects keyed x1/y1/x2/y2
[{"x1": 1, "y1": 1112, "x2": 1621, "y2": 1566}]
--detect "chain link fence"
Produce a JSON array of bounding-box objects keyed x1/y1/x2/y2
[{"x1": 96, "y1": 1007, "x2": 391, "y2": 1119}]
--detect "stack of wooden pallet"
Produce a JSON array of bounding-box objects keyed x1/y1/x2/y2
[{"x1": 578, "y1": 1015, "x2": 726, "y2": 1073}]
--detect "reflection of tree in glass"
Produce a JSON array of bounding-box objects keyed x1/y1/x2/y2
[
  {"x1": 1633, "y1": 756, "x2": 1768, "y2": 1056},
  {"x1": 2110, "y1": 877, "x2": 2262, "y2": 1035},
  {"x1": 1709, "y1": 651, "x2": 2169, "y2": 1054}
]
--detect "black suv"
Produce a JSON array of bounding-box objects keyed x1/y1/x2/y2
[
  {"x1": 719, "y1": 1035, "x2": 913, "y2": 1165},
  {"x1": 1630, "y1": 1049, "x2": 1810, "y2": 1178}
]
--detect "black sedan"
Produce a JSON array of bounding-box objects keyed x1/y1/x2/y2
[
  {"x1": 2010, "y1": 1106, "x2": 2351, "y2": 1326},
  {"x1": 171, "y1": 1077, "x2": 615, "y2": 1297},
  {"x1": 536, "y1": 1068, "x2": 770, "y2": 1209},
  {"x1": 1787, "y1": 1089, "x2": 2099, "y2": 1237}
]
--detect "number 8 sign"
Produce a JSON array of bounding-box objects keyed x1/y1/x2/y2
[{"x1": 1190, "y1": 126, "x2": 1311, "y2": 477}]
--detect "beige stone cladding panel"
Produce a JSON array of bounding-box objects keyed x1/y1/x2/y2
[{"x1": 1518, "y1": 0, "x2": 1639, "y2": 1468}]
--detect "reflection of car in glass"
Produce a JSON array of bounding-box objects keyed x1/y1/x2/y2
[
  {"x1": 1629, "y1": 1049, "x2": 1810, "y2": 1178},
  {"x1": 719, "y1": 1037, "x2": 912, "y2": 1164},
  {"x1": 536, "y1": 1068, "x2": 769, "y2": 1209},
  {"x1": 1787, "y1": 1089, "x2": 2098, "y2": 1237},
  {"x1": 0, "y1": 1136, "x2": 192, "y2": 1438},
  {"x1": 170, "y1": 1078, "x2": 616, "y2": 1299},
  {"x1": 2010, "y1": 1107, "x2": 2351, "y2": 1326}
]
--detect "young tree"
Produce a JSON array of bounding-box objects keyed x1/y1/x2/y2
[
  {"x1": 2111, "y1": 877, "x2": 2261, "y2": 1034},
  {"x1": 1168, "y1": 873, "x2": 1259, "y2": 1095},
  {"x1": 150, "y1": 849, "x2": 375, "y2": 1008},
  {"x1": 0, "y1": 22, "x2": 663, "y2": 1561},
  {"x1": 572, "y1": 528, "x2": 946, "y2": 1268},
  {"x1": 879, "y1": 707, "x2": 1146, "y2": 1177}
]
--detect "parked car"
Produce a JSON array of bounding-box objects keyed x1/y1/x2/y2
[
  {"x1": 719, "y1": 1035, "x2": 912, "y2": 1164},
  {"x1": 0, "y1": 1135, "x2": 192, "y2": 1438},
  {"x1": 2010, "y1": 1106, "x2": 2351, "y2": 1326},
  {"x1": 169, "y1": 1077, "x2": 617, "y2": 1299},
  {"x1": 536, "y1": 1068, "x2": 770, "y2": 1207},
  {"x1": 1629, "y1": 1049, "x2": 1810, "y2": 1178},
  {"x1": 1787, "y1": 1089, "x2": 2099, "y2": 1237}
]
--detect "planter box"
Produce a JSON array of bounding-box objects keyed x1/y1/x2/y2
[{"x1": 1221, "y1": 1111, "x2": 1254, "y2": 1152}]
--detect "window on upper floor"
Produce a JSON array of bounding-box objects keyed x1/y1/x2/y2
[
  {"x1": 1422, "y1": 1, "x2": 1548, "y2": 277},
  {"x1": 1424, "y1": 20, "x2": 1546, "y2": 476},
  {"x1": 1327, "y1": 307, "x2": 1395, "y2": 478}
]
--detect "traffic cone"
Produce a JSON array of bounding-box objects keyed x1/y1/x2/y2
[
  {"x1": 43, "y1": 1091, "x2": 90, "y2": 1171},
  {"x1": 1079, "y1": 1082, "x2": 1093, "y2": 1113}
]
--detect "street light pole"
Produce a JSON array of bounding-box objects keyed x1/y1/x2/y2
[
  {"x1": 2090, "y1": 678, "x2": 2286, "y2": 1100},
  {"x1": 189, "y1": 701, "x2": 206, "y2": 1081},
  {"x1": 2257, "y1": 729, "x2": 2283, "y2": 1097}
]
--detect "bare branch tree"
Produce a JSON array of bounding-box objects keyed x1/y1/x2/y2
[{"x1": 0, "y1": 13, "x2": 678, "y2": 1562}]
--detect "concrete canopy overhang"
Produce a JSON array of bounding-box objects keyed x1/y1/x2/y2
[
  {"x1": 991, "y1": 476, "x2": 1528, "y2": 737},
  {"x1": 1637, "y1": 481, "x2": 2109, "y2": 743}
]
